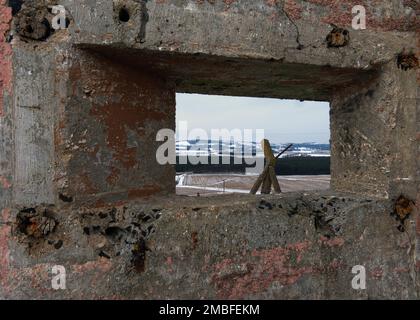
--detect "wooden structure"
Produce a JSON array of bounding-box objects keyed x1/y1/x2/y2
[{"x1": 250, "y1": 140, "x2": 293, "y2": 195}]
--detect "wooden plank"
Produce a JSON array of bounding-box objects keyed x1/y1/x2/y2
[
  {"x1": 269, "y1": 166, "x2": 281, "y2": 193},
  {"x1": 250, "y1": 168, "x2": 268, "y2": 194},
  {"x1": 260, "y1": 139, "x2": 275, "y2": 194},
  {"x1": 262, "y1": 139, "x2": 276, "y2": 166},
  {"x1": 261, "y1": 172, "x2": 272, "y2": 194}
]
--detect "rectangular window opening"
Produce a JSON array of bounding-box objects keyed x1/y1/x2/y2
[{"x1": 175, "y1": 93, "x2": 330, "y2": 196}]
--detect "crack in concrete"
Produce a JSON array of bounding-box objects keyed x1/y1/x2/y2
[{"x1": 279, "y1": 1, "x2": 303, "y2": 50}]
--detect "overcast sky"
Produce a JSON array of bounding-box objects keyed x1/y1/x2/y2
[{"x1": 176, "y1": 93, "x2": 330, "y2": 144}]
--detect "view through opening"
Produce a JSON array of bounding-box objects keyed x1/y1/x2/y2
[{"x1": 175, "y1": 93, "x2": 330, "y2": 196}]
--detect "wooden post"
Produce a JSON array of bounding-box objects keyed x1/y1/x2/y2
[
  {"x1": 269, "y1": 166, "x2": 282, "y2": 193},
  {"x1": 250, "y1": 141, "x2": 292, "y2": 195},
  {"x1": 261, "y1": 140, "x2": 274, "y2": 194},
  {"x1": 250, "y1": 165, "x2": 269, "y2": 194}
]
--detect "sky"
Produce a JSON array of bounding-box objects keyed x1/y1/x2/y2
[{"x1": 176, "y1": 93, "x2": 331, "y2": 144}]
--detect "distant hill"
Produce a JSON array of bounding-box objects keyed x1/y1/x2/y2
[
  {"x1": 175, "y1": 140, "x2": 330, "y2": 175},
  {"x1": 176, "y1": 140, "x2": 330, "y2": 158}
]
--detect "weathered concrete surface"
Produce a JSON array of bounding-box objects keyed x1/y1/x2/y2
[
  {"x1": 5, "y1": 0, "x2": 418, "y2": 202},
  {"x1": 1, "y1": 192, "x2": 418, "y2": 299},
  {"x1": 56, "y1": 50, "x2": 175, "y2": 207},
  {"x1": 331, "y1": 62, "x2": 419, "y2": 199},
  {"x1": 0, "y1": 0, "x2": 419, "y2": 299},
  {"x1": 68, "y1": 0, "x2": 416, "y2": 101},
  {"x1": 86, "y1": 46, "x2": 379, "y2": 102},
  {"x1": 67, "y1": 0, "x2": 417, "y2": 68},
  {"x1": 0, "y1": 0, "x2": 13, "y2": 297},
  {"x1": 10, "y1": 37, "x2": 175, "y2": 207}
]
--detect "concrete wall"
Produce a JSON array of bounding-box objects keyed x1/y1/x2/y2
[
  {"x1": 56, "y1": 50, "x2": 175, "y2": 207},
  {"x1": 0, "y1": 0, "x2": 13, "y2": 294},
  {"x1": 0, "y1": 193, "x2": 418, "y2": 299},
  {"x1": 0, "y1": 0, "x2": 419, "y2": 299},
  {"x1": 331, "y1": 63, "x2": 419, "y2": 199},
  {"x1": 10, "y1": 42, "x2": 175, "y2": 208}
]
